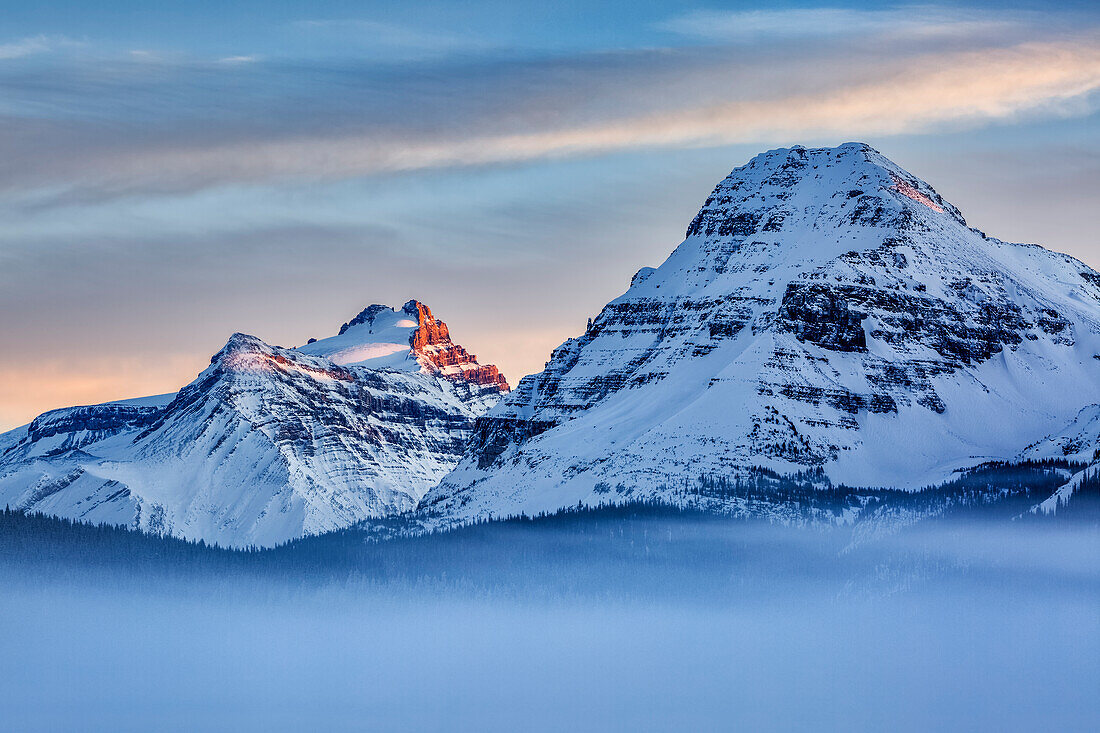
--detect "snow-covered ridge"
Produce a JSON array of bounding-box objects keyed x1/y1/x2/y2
[
  {"x1": 1020, "y1": 404, "x2": 1100, "y2": 514},
  {"x1": 423, "y1": 142, "x2": 1100, "y2": 525},
  {"x1": 1019, "y1": 404, "x2": 1100, "y2": 464}
]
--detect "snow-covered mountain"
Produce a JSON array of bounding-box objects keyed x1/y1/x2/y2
[
  {"x1": 3, "y1": 143, "x2": 1096, "y2": 539},
  {"x1": 0, "y1": 302, "x2": 507, "y2": 547},
  {"x1": 423, "y1": 143, "x2": 1100, "y2": 524}
]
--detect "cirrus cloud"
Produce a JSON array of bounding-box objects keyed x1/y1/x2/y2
[
  {"x1": 1, "y1": 32, "x2": 1097, "y2": 203},
  {"x1": 658, "y1": 5, "x2": 1027, "y2": 42},
  {"x1": 0, "y1": 35, "x2": 80, "y2": 60}
]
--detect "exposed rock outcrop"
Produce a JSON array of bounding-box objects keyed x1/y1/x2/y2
[
  {"x1": 404, "y1": 300, "x2": 510, "y2": 393},
  {"x1": 298, "y1": 299, "x2": 508, "y2": 410}
]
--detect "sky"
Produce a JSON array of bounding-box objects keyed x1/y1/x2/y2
[{"x1": 1, "y1": 1, "x2": 1099, "y2": 431}]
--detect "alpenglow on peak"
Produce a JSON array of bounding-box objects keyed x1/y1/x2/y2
[{"x1": 299, "y1": 299, "x2": 509, "y2": 399}]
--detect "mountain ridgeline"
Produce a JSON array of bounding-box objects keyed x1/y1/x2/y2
[{"x1": 2, "y1": 143, "x2": 1098, "y2": 546}]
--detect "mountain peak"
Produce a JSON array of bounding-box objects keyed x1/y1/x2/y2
[
  {"x1": 298, "y1": 299, "x2": 509, "y2": 395},
  {"x1": 425, "y1": 144, "x2": 1100, "y2": 524},
  {"x1": 687, "y1": 143, "x2": 965, "y2": 242},
  {"x1": 207, "y1": 332, "x2": 354, "y2": 384},
  {"x1": 337, "y1": 304, "x2": 394, "y2": 335},
  {"x1": 211, "y1": 332, "x2": 270, "y2": 364}
]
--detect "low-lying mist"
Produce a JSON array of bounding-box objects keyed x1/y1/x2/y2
[{"x1": 0, "y1": 507, "x2": 1096, "y2": 732}]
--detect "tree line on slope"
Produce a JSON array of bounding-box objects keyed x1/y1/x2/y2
[{"x1": 1, "y1": 459, "x2": 1094, "y2": 598}]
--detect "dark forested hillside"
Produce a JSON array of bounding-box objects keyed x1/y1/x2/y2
[{"x1": 1, "y1": 459, "x2": 1095, "y2": 601}]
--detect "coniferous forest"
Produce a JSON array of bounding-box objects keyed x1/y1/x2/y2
[{"x1": 2, "y1": 459, "x2": 1095, "y2": 600}]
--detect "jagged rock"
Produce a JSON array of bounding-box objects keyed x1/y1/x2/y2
[{"x1": 300, "y1": 299, "x2": 508, "y2": 408}]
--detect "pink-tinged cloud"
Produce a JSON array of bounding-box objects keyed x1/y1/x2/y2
[{"x1": 6, "y1": 36, "x2": 1095, "y2": 199}]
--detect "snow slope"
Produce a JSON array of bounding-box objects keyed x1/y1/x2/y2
[
  {"x1": 298, "y1": 304, "x2": 423, "y2": 370},
  {"x1": 1019, "y1": 404, "x2": 1100, "y2": 464},
  {"x1": 424, "y1": 143, "x2": 1100, "y2": 524}
]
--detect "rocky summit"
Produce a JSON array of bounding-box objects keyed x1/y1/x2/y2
[
  {"x1": 299, "y1": 299, "x2": 509, "y2": 411},
  {"x1": 423, "y1": 143, "x2": 1100, "y2": 524}
]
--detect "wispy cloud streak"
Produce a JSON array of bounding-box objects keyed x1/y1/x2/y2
[
  {"x1": 1, "y1": 31, "x2": 1097, "y2": 202},
  {"x1": 658, "y1": 5, "x2": 1025, "y2": 42},
  {"x1": 0, "y1": 35, "x2": 78, "y2": 60}
]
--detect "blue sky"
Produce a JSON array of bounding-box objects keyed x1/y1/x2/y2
[{"x1": 1, "y1": 0, "x2": 1099, "y2": 429}]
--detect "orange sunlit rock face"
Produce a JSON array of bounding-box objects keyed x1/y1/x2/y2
[
  {"x1": 406, "y1": 300, "x2": 511, "y2": 393},
  {"x1": 890, "y1": 175, "x2": 945, "y2": 213}
]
